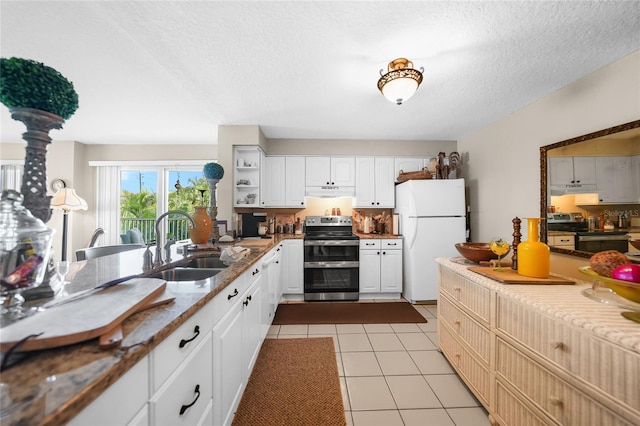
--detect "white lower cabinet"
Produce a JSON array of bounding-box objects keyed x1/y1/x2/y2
[
  {"x1": 150, "y1": 331, "x2": 213, "y2": 425},
  {"x1": 281, "y1": 239, "x2": 303, "y2": 294},
  {"x1": 261, "y1": 244, "x2": 282, "y2": 330},
  {"x1": 359, "y1": 239, "x2": 402, "y2": 294},
  {"x1": 213, "y1": 266, "x2": 265, "y2": 426},
  {"x1": 212, "y1": 296, "x2": 245, "y2": 426},
  {"x1": 72, "y1": 248, "x2": 281, "y2": 426},
  {"x1": 68, "y1": 355, "x2": 150, "y2": 426}
]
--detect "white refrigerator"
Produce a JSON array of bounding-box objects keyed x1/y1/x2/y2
[{"x1": 395, "y1": 178, "x2": 467, "y2": 303}]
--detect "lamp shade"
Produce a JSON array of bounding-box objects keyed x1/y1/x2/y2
[
  {"x1": 377, "y1": 58, "x2": 423, "y2": 105},
  {"x1": 50, "y1": 188, "x2": 88, "y2": 212}
]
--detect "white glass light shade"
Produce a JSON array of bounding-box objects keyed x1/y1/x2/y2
[
  {"x1": 380, "y1": 77, "x2": 420, "y2": 105},
  {"x1": 50, "y1": 188, "x2": 88, "y2": 212}
]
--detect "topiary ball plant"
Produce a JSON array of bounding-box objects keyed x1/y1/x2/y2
[
  {"x1": 203, "y1": 162, "x2": 224, "y2": 180},
  {"x1": 0, "y1": 57, "x2": 79, "y2": 120}
]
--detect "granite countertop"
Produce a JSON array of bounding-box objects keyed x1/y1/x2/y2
[
  {"x1": 355, "y1": 232, "x2": 403, "y2": 239},
  {"x1": 0, "y1": 235, "x2": 293, "y2": 425}
]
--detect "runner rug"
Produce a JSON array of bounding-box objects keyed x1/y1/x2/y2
[
  {"x1": 272, "y1": 301, "x2": 428, "y2": 325},
  {"x1": 232, "y1": 337, "x2": 346, "y2": 426}
]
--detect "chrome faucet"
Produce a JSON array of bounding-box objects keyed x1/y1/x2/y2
[{"x1": 154, "y1": 210, "x2": 195, "y2": 267}]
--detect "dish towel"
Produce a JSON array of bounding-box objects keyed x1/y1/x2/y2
[{"x1": 220, "y1": 246, "x2": 250, "y2": 265}]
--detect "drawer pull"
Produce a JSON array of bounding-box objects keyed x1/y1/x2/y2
[
  {"x1": 454, "y1": 320, "x2": 461, "y2": 326},
  {"x1": 387, "y1": 243, "x2": 397, "y2": 246},
  {"x1": 453, "y1": 286, "x2": 461, "y2": 292},
  {"x1": 548, "y1": 396, "x2": 563, "y2": 407},
  {"x1": 179, "y1": 384, "x2": 201, "y2": 415},
  {"x1": 243, "y1": 295, "x2": 252, "y2": 306},
  {"x1": 551, "y1": 341, "x2": 565, "y2": 350},
  {"x1": 252, "y1": 268, "x2": 259, "y2": 275},
  {"x1": 227, "y1": 288, "x2": 239, "y2": 300},
  {"x1": 179, "y1": 325, "x2": 200, "y2": 348}
]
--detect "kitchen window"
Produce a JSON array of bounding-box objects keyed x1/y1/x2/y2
[{"x1": 91, "y1": 161, "x2": 212, "y2": 245}]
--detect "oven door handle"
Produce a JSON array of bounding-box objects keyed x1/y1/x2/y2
[
  {"x1": 578, "y1": 235, "x2": 629, "y2": 241},
  {"x1": 304, "y1": 240, "x2": 360, "y2": 246},
  {"x1": 304, "y1": 261, "x2": 359, "y2": 268}
]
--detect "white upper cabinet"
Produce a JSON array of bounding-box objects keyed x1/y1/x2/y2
[
  {"x1": 548, "y1": 156, "x2": 596, "y2": 189},
  {"x1": 306, "y1": 157, "x2": 355, "y2": 186},
  {"x1": 305, "y1": 157, "x2": 331, "y2": 186},
  {"x1": 259, "y1": 156, "x2": 305, "y2": 208},
  {"x1": 595, "y1": 156, "x2": 636, "y2": 203},
  {"x1": 354, "y1": 157, "x2": 395, "y2": 208},
  {"x1": 285, "y1": 156, "x2": 306, "y2": 207},
  {"x1": 262, "y1": 156, "x2": 286, "y2": 207}
]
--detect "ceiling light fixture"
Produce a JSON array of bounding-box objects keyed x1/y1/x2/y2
[{"x1": 377, "y1": 58, "x2": 424, "y2": 105}]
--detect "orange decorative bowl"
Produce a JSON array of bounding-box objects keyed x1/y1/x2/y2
[
  {"x1": 455, "y1": 242, "x2": 510, "y2": 263},
  {"x1": 579, "y1": 266, "x2": 640, "y2": 303}
]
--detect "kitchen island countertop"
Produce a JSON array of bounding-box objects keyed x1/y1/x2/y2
[{"x1": 0, "y1": 235, "x2": 293, "y2": 425}]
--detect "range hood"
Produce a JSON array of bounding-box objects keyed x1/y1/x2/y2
[
  {"x1": 305, "y1": 186, "x2": 355, "y2": 198},
  {"x1": 549, "y1": 184, "x2": 597, "y2": 196}
]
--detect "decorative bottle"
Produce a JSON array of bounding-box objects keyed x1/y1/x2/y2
[
  {"x1": 189, "y1": 206, "x2": 213, "y2": 245},
  {"x1": 517, "y1": 217, "x2": 550, "y2": 278}
]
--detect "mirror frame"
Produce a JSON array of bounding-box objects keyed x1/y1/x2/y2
[{"x1": 540, "y1": 119, "x2": 640, "y2": 258}]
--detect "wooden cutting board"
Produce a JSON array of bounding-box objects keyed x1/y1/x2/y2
[
  {"x1": 468, "y1": 266, "x2": 575, "y2": 285},
  {"x1": 237, "y1": 238, "x2": 274, "y2": 247},
  {"x1": 0, "y1": 278, "x2": 167, "y2": 352}
]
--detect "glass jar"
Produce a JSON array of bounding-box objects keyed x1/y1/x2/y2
[{"x1": 0, "y1": 190, "x2": 54, "y2": 296}]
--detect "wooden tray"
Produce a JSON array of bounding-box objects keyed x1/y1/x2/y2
[
  {"x1": 468, "y1": 266, "x2": 575, "y2": 285},
  {"x1": 0, "y1": 278, "x2": 168, "y2": 352},
  {"x1": 397, "y1": 169, "x2": 432, "y2": 182}
]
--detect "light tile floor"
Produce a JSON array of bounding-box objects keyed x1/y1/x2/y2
[{"x1": 266, "y1": 301, "x2": 492, "y2": 426}]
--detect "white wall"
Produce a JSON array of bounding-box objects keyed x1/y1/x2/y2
[{"x1": 459, "y1": 50, "x2": 640, "y2": 277}]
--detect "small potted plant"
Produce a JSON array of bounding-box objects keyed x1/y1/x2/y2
[{"x1": 0, "y1": 57, "x2": 79, "y2": 222}]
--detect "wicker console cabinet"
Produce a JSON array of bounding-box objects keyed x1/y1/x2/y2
[{"x1": 436, "y1": 258, "x2": 640, "y2": 426}]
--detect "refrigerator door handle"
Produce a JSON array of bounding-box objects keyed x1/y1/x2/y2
[{"x1": 406, "y1": 216, "x2": 418, "y2": 250}]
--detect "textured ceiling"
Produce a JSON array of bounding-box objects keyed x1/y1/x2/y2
[{"x1": 1, "y1": 1, "x2": 639, "y2": 145}]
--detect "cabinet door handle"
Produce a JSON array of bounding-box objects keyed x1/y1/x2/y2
[
  {"x1": 253, "y1": 268, "x2": 260, "y2": 275},
  {"x1": 179, "y1": 325, "x2": 200, "y2": 348},
  {"x1": 243, "y1": 295, "x2": 252, "y2": 306},
  {"x1": 179, "y1": 384, "x2": 201, "y2": 415},
  {"x1": 382, "y1": 251, "x2": 386, "y2": 255},
  {"x1": 227, "y1": 288, "x2": 239, "y2": 300}
]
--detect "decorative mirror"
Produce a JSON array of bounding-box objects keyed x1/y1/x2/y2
[{"x1": 540, "y1": 119, "x2": 640, "y2": 259}]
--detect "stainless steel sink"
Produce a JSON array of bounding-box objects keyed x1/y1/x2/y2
[
  {"x1": 149, "y1": 267, "x2": 222, "y2": 281},
  {"x1": 185, "y1": 257, "x2": 227, "y2": 269}
]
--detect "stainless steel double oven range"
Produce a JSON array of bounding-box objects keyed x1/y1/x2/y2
[{"x1": 303, "y1": 215, "x2": 359, "y2": 301}]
